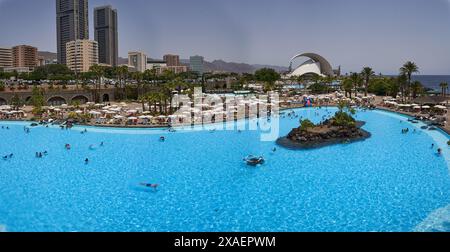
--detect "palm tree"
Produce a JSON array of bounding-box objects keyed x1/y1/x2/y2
[
  {"x1": 132, "y1": 72, "x2": 144, "y2": 99},
  {"x1": 165, "y1": 77, "x2": 184, "y2": 114},
  {"x1": 386, "y1": 77, "x2": 400, "y2": 98},
  {"x1": 349, "y1": 73, "x2": 361, "y2": 98},
  {"x1": 400, "y1": 61, "x2": 419, "y2": 100},
  {"x1": 342, "y1": 78, "x2": 354, "y2": 98},
  {"x1": 397, "y1": 74, "x2": 408, "y2": 102},
  {"x1": 143, "y1": 69, "x2": 157, "y2": 84},
  {"x1": 411, "y1": 81, "x2": 424, "y2": 99},
  {"x1": 361, "y1": 67, "x2": 375, "y2": 97},
  {"x1": 115, "y1": 66, "x2": 129, "y2": 100},
  {"x1": 145, "y1": 92, "x2": 159, "y2": 114},
  {"x1": 324, "y1": 76, "x2": 335, "y2": 94},
  {"x1": 89, "y1": 64, "x2": 105, "y2": 103},
  {"x1": 439, "y1": 82, "x2": 448, "y2": 97}
]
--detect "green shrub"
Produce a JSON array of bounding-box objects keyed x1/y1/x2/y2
[
  {"x1": 332, "y1": 111, "x2": 356, "y2": 127},
  {"x1": 300, "y1": 119, "x2": 315, "y2": 131}
]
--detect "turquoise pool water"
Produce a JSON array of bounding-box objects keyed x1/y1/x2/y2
[{"x1": 0, "y1": 108, "x2": 450, "y2": 232}]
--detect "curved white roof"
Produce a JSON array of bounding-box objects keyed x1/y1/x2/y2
[{"x1": 288, "y1": 53, "x2": 334, "y2": 77}]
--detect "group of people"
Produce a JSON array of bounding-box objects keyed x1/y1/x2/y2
[
  {"x1": 431, "y1": 144, "x2": 443, "y2": 156},
  {"x1": 1, "y1": 126, "x2": 9, "y2": 130},
  {"x1": 35, "y1": 151, "x2": 48, "y2": 158}
]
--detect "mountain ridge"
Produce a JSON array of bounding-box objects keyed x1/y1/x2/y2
[{"x1": 38, "y1": 51, "x2": 288, "y2": 74}]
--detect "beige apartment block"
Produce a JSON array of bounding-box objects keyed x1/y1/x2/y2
[
  {"x1": 66, "y1": 40, "x2": 99, "y2": 73},
  {"x1": 0, "y1": 47, "x2": 13, "y2": 68}
]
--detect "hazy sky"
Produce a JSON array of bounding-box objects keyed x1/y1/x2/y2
[{"x1": 1, "y1": 0, "x2": 450, "y2": 74}]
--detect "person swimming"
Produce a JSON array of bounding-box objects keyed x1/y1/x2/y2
[
  {"x1": 272, "y1": 147, "x2": 277, "y2": 152},
  {"x1": 85, "y1": 158, "x2": 89, "y2": 164},
  {"x1": 431, "y1": 143, "x2": 435, "y2": 149},
  {"x1": 65, "y1": 144, "x2": 71, "y2": 150},
  {"x1": 159, "y1": 136, "x2": 165, "y2": 142},
  {"x1": 140, "y1": 183, "x2": 159, "y2": 190},
  {"x1": 437, "y1": 148, "x2": 442, "y2": 155},
  {"x1": 100, "y1": 142, "x2": 104, "y2": 147}
]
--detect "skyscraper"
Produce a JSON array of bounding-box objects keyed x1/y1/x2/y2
[
  {"x1": 190, "y1": 55, "x2": 204, "y2": 76},
  {"x1": 94, "y1": 5, "x2": 118, "y2": 67},
  {"x1": 56, "y1": 0, "x2": 89, "y2": 65}
]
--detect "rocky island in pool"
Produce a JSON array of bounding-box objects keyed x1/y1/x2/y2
[{"x1": 277, "y1": 102, "x2": 371, "y2": 150}]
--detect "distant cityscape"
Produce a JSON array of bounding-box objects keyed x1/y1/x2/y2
[{"x1": 0, "y1": 0, "x2": 288, "y2": 76}]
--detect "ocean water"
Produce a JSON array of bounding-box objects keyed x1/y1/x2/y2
[
  {"x1": 407, "y1": 75, "x2": 450, "y2": 91},
  {"x1": 0, "y1": 108, "x2": 449, "y2": 232}
]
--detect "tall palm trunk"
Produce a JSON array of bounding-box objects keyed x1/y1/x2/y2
[{"x1": 407, "y1": 73, "x2": 411, "y2": 101}]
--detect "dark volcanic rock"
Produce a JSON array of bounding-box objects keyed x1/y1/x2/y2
[{"x1": 276, "y1": 121, "x2": 371, "y2": 150}]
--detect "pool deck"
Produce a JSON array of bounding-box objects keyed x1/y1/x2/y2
[
  {"x1": 4, "y1": 102, "x2": 450, "y2": 136},
  {"x1": 375, "y1": 105, "x2": 450, "y2": 135}
]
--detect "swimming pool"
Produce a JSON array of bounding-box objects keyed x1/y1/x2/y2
[{"x1": 0, "y1": 108, "x2": 449, "y2": 232}]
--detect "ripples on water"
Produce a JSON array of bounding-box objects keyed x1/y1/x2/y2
[{"x1": 0, "y1": 108, "x2": 449, "y2": 232}]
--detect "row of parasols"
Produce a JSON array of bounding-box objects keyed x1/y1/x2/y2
[{"x1": 384, "y1": 101, "x2": 447, "y2": 110}]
